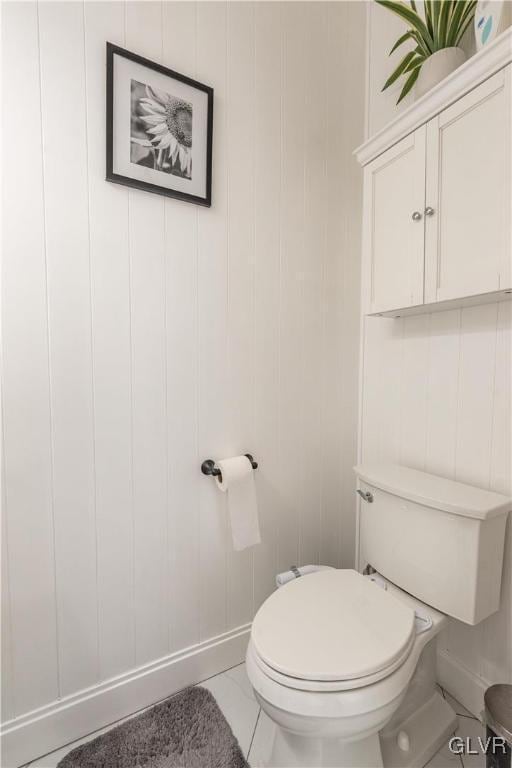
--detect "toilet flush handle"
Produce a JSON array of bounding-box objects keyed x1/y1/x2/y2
[{"x1": 356, "y1": 489, "x2": 374, "y2": 503}]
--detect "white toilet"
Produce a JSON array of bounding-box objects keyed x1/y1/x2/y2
[{"x1": 246, "y1": 464, "x2": 511, "y2": 768}]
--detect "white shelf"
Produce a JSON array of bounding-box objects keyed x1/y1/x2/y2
[{"x1": 368, "y1": 289, "x2": 512, "y2": 319}]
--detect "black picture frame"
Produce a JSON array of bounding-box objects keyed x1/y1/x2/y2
[{"x1": 106, "y1": 42, "x2": 213, "y2": 207}]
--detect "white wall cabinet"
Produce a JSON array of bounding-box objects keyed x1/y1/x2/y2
[
  {"x1": 425, "y1": 67, "x2": 511, "y2": 303},
  {"x1": 363, "y1": 127, "x2": 426, "y2": 314},
  {"x1": 361, "y1": 61, "x2": 511, "y2": 317}
]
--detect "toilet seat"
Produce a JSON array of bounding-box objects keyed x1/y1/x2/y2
[
  {"x1": 251, "y1": 569, "x2": 416, "y2": 691},
  {"x1": 249, "y1": 635, "x2": 415, "y2": 692}
]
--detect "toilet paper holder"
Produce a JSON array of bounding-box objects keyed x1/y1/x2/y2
[{"x1": 201, "y1": 454, "x2": 258, "y2": 481}]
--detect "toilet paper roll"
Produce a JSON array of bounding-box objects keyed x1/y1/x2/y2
[{"x1": 216, "y1": 455, "x2": 261, "y2": 551}]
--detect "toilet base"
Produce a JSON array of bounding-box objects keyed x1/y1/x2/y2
[
  {"x1": 379, "y1": 640, "x2": 458, "y2": 767},
  {"x1": 380, "y1": 690, "x2": 457, "y2": 768},
  {"x1": 267, "y1": 728, "x2": 384, "y2": 768},
  {"x1": 256, "y1": 692, "x2": 456, "y2": 768}
]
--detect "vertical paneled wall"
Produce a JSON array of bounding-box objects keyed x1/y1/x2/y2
[
  {"x1": 363, "y1": 3, "x2": 512, "y2": 702},
  {"x1": 1, "y1": 0, "x2": 366, "y2": 724},
  {"x1": 360, "y1": 306, "x2": 512, "y2": 689}
]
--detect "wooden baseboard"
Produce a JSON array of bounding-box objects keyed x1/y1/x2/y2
[
  {"x1": 3, "y1": 628, "x2": 487, "y2": 766},
  {"x1": 437, "y1": 647, "x2": 490, "y2": 720},
  {"x1": 1, "y1": 623, "x2": 251, "y2": 768}
]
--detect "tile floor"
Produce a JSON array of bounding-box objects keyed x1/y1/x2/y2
[{"x1": 25, "y1": 664, "x2": 487, "y2": 768}]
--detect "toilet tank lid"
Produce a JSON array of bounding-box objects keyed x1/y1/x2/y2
[{"x1": 354, "y1": 464, "x2": 512, "y2": 520}]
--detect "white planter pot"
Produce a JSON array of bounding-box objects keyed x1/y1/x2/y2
[{"x1": 416, "y1": 47, "x2": 466, "y2": 99}]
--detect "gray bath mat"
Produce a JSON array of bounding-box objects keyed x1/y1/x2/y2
[{"x1": 57, "y1": 686, "x2": 249, "y2": 768}]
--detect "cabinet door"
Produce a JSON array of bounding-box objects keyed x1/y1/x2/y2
[
  {"x1": 425, "y1": 66, "x2": 511, "y2": 303},
  {"x1": 363, "y1": 126, "x2": 426, "y2": 314}
]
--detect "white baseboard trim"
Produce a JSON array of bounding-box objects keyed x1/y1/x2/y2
[
  {"x1": 2, "y1": 622, "x2": 251, "y2": 768},
  {"x1": 437, "y1": 647, "x2": 490, "y2": 720}
]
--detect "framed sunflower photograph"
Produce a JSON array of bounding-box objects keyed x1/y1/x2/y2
[{"x1": 106, "y1": 43, "x2": 213, "y2": 206}]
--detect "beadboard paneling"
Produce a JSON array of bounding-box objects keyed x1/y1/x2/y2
[
  {"x1": 225, "y1": 1, "x2": 256, "y2": 629},
  {"x1": 277, "y1": 1, "x2": 306, "y2": 574},
  {"x1": 125, "y1": 1, "x2": 169, "y2": 670},
  {"x1": 359, "y1": 303, "x2": 512, "y2": 690},
  {"x1": 196, "y1": 0, "x2": 230, "y2": 643},
  {"x1": 84, "y1": 0, "x2": 135, "y2": 683},
  {"x1": 363, "y1": 6, "x2": 512, "y2": 699},
  {"x1": 320, "y1": 0, "x2": 366, "y2": 568},
  {"x1": 161, "y1": 1, "x2": 201, "y2": 655},
  {"x1": 1, "y1": 0, "x2": 60, "y2": 714},
  {"x1": 300, "y1": 1, "x2": 328, "y2": 568},
  {"x1": 253, "y1": 1, "x2": 281, "y2": 611},
  {"x1": 39, "y1": 0, "x2": 99, "y2": 700},
  {"x1": 1, "y1": 0, "x2": 366, "y2": 744}
]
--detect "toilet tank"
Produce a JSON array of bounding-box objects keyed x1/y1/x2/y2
[{"x1": 354, "y1": 464, "x2": 511, "y2": 625}]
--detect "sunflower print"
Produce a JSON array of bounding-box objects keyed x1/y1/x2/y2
[{"x1": 130, "y1": 81, "x2": 193, "y2": 179}]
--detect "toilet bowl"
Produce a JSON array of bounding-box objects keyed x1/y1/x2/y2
[
  {"x1": 246, "y1": 464, "x2": 511, "y2": 767},
  {"x1": 246, "y1": 569, "x2": 457, "y2": 768}
]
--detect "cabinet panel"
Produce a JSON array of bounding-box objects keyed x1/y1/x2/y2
[
  {"x1": 425, "y1": 67, "x2": 511, "y2": 303},
  {"x1": 364, "y1": 127, "x2": 426, "y2": 314}
]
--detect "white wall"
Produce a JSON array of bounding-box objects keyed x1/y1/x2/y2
[
  {"x1": 365, "y1": 0, "x2": 416, "y2": 137},
  {"x1": 362, "y1": 7, "x2": 512, "y2": 714},
  {"x1": 1, "y1": 1, "x2": 366, "y2": 760},
  {"x1": 359, "y1": 307, "x2": 512, "y2": 704}
]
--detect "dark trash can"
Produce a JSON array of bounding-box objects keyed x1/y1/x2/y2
[{"x1": 485, "y1": 684, "x2": 512, "y2": 768}]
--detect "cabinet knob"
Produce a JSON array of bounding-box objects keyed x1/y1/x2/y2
[
  {"x1": 425, "y1": 206, "x2": 435, "y2": 216},
  {"x1": 411, "y1": 211, "x2": 422, "y2": 221}
]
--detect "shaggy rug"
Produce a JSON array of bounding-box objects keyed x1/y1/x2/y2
[{"x1": 57, "y1": 686, "x2": 249, "y2": 768}]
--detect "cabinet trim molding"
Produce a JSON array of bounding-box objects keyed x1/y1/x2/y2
[{"x1": 355, "y1": 27, "x2": 512, "y2": 167}]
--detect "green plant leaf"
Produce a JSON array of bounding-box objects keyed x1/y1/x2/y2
[
  {"x1": 437, "y1": 0, "x2": 455, "y2": 48},
  {"x1": 446, "y1": 0, "x2": 466, "y2": 43},
  {"x1": 428, "y1": 0, "x2": 441, "y2": 48},
  {"x1": 424, "y1": 0, "x2": 434, "y2": 37},
  {"x1": 376, "y1": 0, "x2": 434, "y2": 52},
  {"x1": 404, "y1": 52, "x2": 425, "y2": 72},
  {"x1": 381, "y1": 50, "x2": 417, "y2": 91},
  {"x1": 397, "y1": 64, "x2": 421, "y2": 103},
  {"x1": 389, "y1": 30, "x2": 413, "y2": 55},
  {"x1": 446, "y1": 0, "x2": 475, "y2": 46},
  {"x1": 455, "y1": 2, "x2": 477, "y2": 44},
  {"x1": 410, "y1": 28, "x2": 432, "y2": 57}
]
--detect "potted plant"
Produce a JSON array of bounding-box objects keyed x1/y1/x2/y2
[{"x1": 377, "y1": 0, "x2": 477, "y2": 103}]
